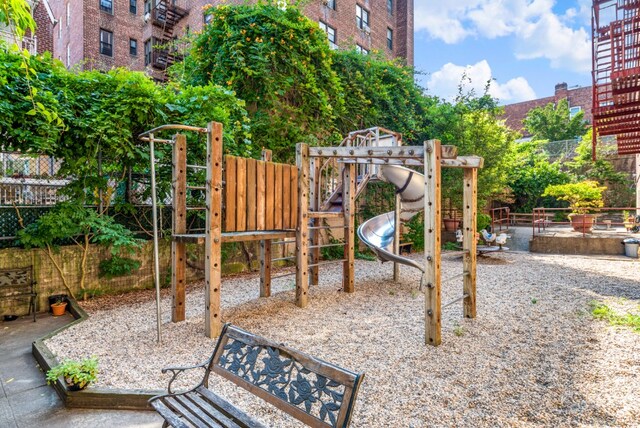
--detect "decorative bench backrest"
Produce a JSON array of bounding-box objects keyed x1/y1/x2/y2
[
  {"x1": 0, "y1": 267, "x2": 35, "y2": 297},
  {"x1": 204, "y1": 324, "x2": 364, "y2": 428}
]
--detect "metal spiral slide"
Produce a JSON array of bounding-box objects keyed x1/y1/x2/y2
[{"x1": 356, "y1": 165, "x2": 425, "y2": 272}]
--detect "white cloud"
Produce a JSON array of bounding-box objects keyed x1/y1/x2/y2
[
  {"x1": 426, "y1": 60, "x2": 537, "y2": 104},
  {"x1": 415, "y1": 1, "x2": 591, "y2": 73}
]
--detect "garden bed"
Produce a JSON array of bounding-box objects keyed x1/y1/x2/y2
[{"x1": 45, "y1": 253, "x2": 640, "y2": 426}]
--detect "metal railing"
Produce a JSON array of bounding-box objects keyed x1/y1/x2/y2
[
  {"x1": 317, "y1": 127, "x2": 402, "y2": 211},
  {"x1": 490, "y1": 207, "x2": 510, "y2": 232},
  {"x1": 532, "y1": 206, "x2": 639, "y2": 237}
]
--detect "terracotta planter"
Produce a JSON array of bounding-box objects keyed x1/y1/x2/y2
[
  {"x1": 569, "y1": 214, "x2": 595, "y2": 233},
  {"x1": 443, "y1": 218, "x2": 460, "y2": 232},
  {"x1": 51, "y1": 302, "x2": 67, "y2": 316}
]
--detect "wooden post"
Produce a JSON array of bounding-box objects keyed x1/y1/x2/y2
[
  {"x1": 463, "y1": 168, "x2": 478, "y2": 318},
  {"x1": 296, "y1": 143, "x2": 310, "y2": 307},
  {"x1": 205, "y1": 122, "x2": 223, "y2": 338},
  {"x1": 343, "y1": 163, "x2": 355, "y2": 293},
  {"x1": 393, "y1": 193, "x2": 401, "y2": 282},
  {"x1": 424, "y1": 139, "x2": 442, "y2": 346},
  {"x1": 309, "y1": 158, "x2": 320, "y2": 285},
  {"x1": 260, "y1": 149, "x2": 272, "y2": 297},
  {"x1": 171, "y1": 133, "x2": 187, "y2": 322}
]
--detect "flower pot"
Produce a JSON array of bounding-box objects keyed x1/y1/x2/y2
[
  {"x1": 443, "y1": 218, "x2": 460, "y2": 232},
  {"x1": 569, "y1": 214, "x2": 595, "y2": 233},
  {"x1": 65, "y1": 380, "x2": 86, "y2": 391},
  {"x1": 51, "y1": 302, "x2": 67, "y2": 316}
]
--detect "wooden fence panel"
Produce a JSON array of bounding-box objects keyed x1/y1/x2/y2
[
  {"x1": 246, "y1": 158, "x2": 257, "y2": 231},
  {"x1": 224, "y1": 156, "x2": 236, "y2": 232}
]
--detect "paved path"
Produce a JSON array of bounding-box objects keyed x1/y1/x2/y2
[{"x1": 0, "y1": 312, "x2": 162, "y2": 428}]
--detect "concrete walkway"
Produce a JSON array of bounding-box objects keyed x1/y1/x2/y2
[{"x1": 0, "y1": 312, "x2": 162, "y2": 428}]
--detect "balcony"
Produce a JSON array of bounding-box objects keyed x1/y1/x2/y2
[{"x1": 0, "y1": 29, "x2": 37, "y2": 55}]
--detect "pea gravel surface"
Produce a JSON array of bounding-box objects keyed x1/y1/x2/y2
[{"x1": 45, "y1": 252, "x2": 640, "y2": 427}]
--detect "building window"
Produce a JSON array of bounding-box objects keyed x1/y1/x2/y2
[
  {"x1": 66, "y1": 44, "x2": 70, "y2": 66},
  {"x1": 66, "y1": 3, "x2": 70, "y2": 26},
  {"x1": 387, "y1": 0, "x2": 393, "y2": 15},
  {"x1": 319, "y1": 21, "x2": 337, "y2": 49},
  {"x1": 99, "y1": 29, "x2": 113, "y2": 56},
  {"x1": 325, "y1": 0, "x2": 336, "y2": 10},
  {"x1": 356, "y1": 44, "x2": 368, "y2": 55},
  {"x1": 144, "y1": 0, "x2": 151, "y2": 14},
  {"x1": 569, "y1": 106, "x2": 582, "y2": 119},
  {"x1": 204, "y1": 12, "x2": 213, "y2": 25},
  {"x1": 58, "y1": 16, "x2": 62, "y2": 39},
  {"x1": 130, "y1": 0, "x2": 137, "y2": 14},
  {"x1": 356, "y1": 4, "x2": 369, "y2": 30},
  {"x1": 387, "y1": 28, "x2": 393, "y2": 50},
  {"x1": 100, "y1": 0, "x2": 113, "y2": 14},
  {"x1": 144, "y1": 39, "x2": 152, "y2": 65},
  {"x1": 130, "y1": 38, "x2": 138, "y2": 56}
]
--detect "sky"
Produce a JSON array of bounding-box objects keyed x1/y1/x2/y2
[{"x1": 413, "y1": 0, "x2": 593, "y2": 105}]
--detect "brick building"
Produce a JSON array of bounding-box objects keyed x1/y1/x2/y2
[
  {"x1": 502, "y1": 83, "x2": 592, "y2": 137},
  {"x1": 35, "y1": 0, "x2": 413, "y2": 79}
]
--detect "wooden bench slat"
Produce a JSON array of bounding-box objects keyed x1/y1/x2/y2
[
  {"x1": 196, "y1": 386, "x2": 267, "y2": 428},
  {"x1": 151, "y1": 324, "x2": 363, "y2": 428},
  {"x1": 151, "y1": 400, "x2": 191, "y2": 428},
  {"x1": 165, "y1": 396, "x2": 217, "y2": 428},
  {"x1": 174, "y1": 395, "x2": 224, "y2": 428},
  {"x1": 185, "y1": 392, "x2": 244, "y2": 428}
]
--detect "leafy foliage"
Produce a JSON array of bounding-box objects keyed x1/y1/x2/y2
[
  {"x1": 332, "y1": 49, "x2": 429, "y2": 141},
  {"x1": 46, "y1": 357, "x2": 98, "y2": 389},
  {"x1": 523, "y1": 98, "x2": 589, "y2": 141},
  {"x1": 590, "y1": 301, "x2": 640, "y2": 332},
  {"x1": 17, "y1": 202, "x2": 140, "y2": 253},
  {"x1": 543, "y1": 181, "x2": 606, "y2": 215},
  {"x1": 505, "y1": 141, "x2": 571, "y2": 212},
  {"x1": 179, "y1": 1, "x2": 343, "y2": 161},
  {"x1": 98, "y1": 256, "x2": 141, "y2": 279}
]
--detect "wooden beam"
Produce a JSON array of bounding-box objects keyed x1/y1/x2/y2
[
  {"x1": 173, "y1": 230, "x2": 296, "y2": 245},
  {"x1": 260, "y1": 149, "x2": 273, "y2": 297},
  {"x1": 343, "y1": 163, "x2": 355, "y2": 293},
  {"x1": 296, "y1": 143, "x2": 310, "y2": 307},
  {"x1": 260, "y1": 240, "x2": 271, "y2": 297},
  {"x1": 309, "y1": 158, "x2": 319, "y2": 286},
  {"x1": 463, "y1": 168, "x2": 478, "y2": 319},
  {"x1": 205, "y1": 122, "x2": 223, "y2": 338},
  {"x1": 171, "y1": 133, "x2": 187, "y2": 322},
  {"x1": 424, "y1": 139, "x2": 442, "y2": 346}
]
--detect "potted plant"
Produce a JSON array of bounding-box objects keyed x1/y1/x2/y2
[
  {"x1": 46, "y1": 357, "x2": 98, "y2": 391},
  {"x1": 443, "y1": 216, "x2": 460, "y2": 232},
  {"x1": 623, "y1": 210, "x2": 635, "y2": 231},
  {"x1": 50, "y1": 296, "x2": 68, "y2": 316},
  {"x1": 543, "y1": 181, "x2": 606, "y2": 233}
]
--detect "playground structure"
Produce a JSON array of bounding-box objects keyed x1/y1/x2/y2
[{"x1": 139, "y1": 124, "x2": 483, "y2": 346}]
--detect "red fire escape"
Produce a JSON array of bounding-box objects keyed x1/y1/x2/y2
[
  {"x1": 592, "y1": 0, "x2": 640, "y2": 156},
  {"x1": 150, "y1": 0, "x2": 188, "y2": 73}
]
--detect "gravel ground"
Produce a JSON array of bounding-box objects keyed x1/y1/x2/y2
[{"x1": 46, "y1": 252, "x2": 640, "y2": 427}]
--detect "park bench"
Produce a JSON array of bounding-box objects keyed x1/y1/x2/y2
[
  {"x1": 149, "y1": 323, "x2": 365, "y2": 428},
  {"x1": 0, "y1": 266, "x2": 37, "y2": 322}
]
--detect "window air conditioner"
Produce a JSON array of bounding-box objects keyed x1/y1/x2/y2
[{"x1": 144, "y1": 12, "x2": 151, "y2": 22}]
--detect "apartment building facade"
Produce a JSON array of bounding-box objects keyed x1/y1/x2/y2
[{"x1": 35, "y1": 0, "x2": 413, "y2": 79}]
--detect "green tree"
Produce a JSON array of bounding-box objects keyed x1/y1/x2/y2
[
  {"x1": 569, "y1": 130, "x2": 634, "y2": 207},
  {"x1": 332, "y1": 49, "x2": 430, "y2": 142},
  {"x1": 523, "y1": 98, "x2": 588, "y2": 141},
  {"x1": 505, "y1": 140, "x2": 571, "y2": 212},
  {"x1": 176, "y1": 1, "x2": 344, "y2": 161},
  {"x1": 427, "y1": 82, "x2": 518, "y2": 210}
]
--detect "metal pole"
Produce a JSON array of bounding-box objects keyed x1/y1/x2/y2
[{"x1": 149, "y1": 133, "x2": 162, "y2": 343}]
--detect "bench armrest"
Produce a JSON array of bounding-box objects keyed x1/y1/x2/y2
[{"x1": 161, "y1": 361, "x2": 209, "y2": 394}]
